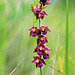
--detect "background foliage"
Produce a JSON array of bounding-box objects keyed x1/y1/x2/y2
[{"x1": 0, "y1": 0, "x2": 75, "y2": 75}]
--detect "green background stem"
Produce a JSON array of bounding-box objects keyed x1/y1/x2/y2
[
  {"x1": 65, "y1": 0, "x2": 68, "y2": 75},
  {"x1": 33, "y1": 0, "x2": 35, "y2": 26}
]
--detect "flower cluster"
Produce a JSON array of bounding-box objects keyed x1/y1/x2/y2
[
  {"x1": 29, "y1": 25, "x2": 50, "y2": 37},
  {"x1": 29, "y1": 0, "x2": 51, "y2": 68},
  {"x1": 29, "y1": 25, "x2": 51, "y2": 68},
  {"x1": 31, "y1": 0, "x2": 50, "y2": 20},
  {"x1": 31, "y1": 4, "x2": 47, "y2": 19}
]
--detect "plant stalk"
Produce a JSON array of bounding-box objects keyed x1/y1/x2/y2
[{"x1": 40, "y1": 68, "x2": 42, "y2": 75}]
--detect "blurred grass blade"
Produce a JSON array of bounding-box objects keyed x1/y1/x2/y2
[
  {"x1": 69, "y1": 56, "x2": 75, "y2": 67},
  {"x1": 47, "y1": 64, "x2": 64, "y2": 74},
  {"x1": 58, "y1": 56, "x2": 64, "y2": 75},
  {"x1": 65, "y1": 0, "x2": 68, "y2": 75},
  {"x1": 9, "y1": 58, "x2": 24, "y2": 75},
  {"x1": 33, "y1": 0, "x2": 36, "y2": 26},
  {"x1": 52, "y1": 26, "x2": 60, "y2": 75},
  {"x1": 33, "y1": 0, "x2": 35, "y2": 5}
]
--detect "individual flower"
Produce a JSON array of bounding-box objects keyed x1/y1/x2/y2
[
  {"x1": 43, "y1": 48, "x2": 51, "y2": 59},
  {"x1": 31, "y1": 4, "x2": 47, "y2": 19},
  {"x1": 37, "y1": 11, "x2": 47, "y2": 19},
  {"x1": 39, "y1": 0, "x2": 50, "y2": 6},
  {"x1": 34, "y1": 44, "x2": 45, "y2": 55},
  {"x1": 31, "y1": 4, "x2": 41, "y2": 13},
  {"x1": 37, "y1": 35, "x2": 48, "y2": 44},
  {"x1": 39, "y1": 25, "x2": 51, "y2": 35},
  {"x1": 32, "y1": 56, "x2": 46, "y2": 68},
  {"x1": 29, "y1": 26, "x2": 38, "y2": 37}
]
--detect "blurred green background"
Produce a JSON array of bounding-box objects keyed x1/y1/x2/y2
[{"x1": 0, "y1": 0, "x2": 75, "y2": 75}]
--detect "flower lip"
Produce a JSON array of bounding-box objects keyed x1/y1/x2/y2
[{"x1": 43, "y1": 54, "x2": 49, "y2": 59}]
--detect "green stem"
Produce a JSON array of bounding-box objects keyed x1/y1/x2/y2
[
  {"x1": 40, "y1": 68, "x2": 42, "y2": 75},
  {"x1": 39, "y1": 19, "x2": 40, "y2": 28},
  {"x1": 65, "y1": 0, "x2": 68, "y2": 75}
]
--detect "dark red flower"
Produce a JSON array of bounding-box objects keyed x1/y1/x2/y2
[
  {"x1": 43, "y1": 48, "x2": 51, "y2": 59},
  {"x1": 32, "y1": 56, "x2": 46, "y2": 68},
  {"x1": 29, "y1": 26, "x2": 38, "y2": 37},
  {"x1": 37, "y1": 35, "x2": 48, "y2": 44},
  {"x1": 39, "y1": 0, "x2": 50, "y2": 6},
  {"x1": 37, "y1": 11, "x2": 47, "y2": 19},
  {"x1": 34, "y1": 44, "x2": 45, "y2": 55},
  {"x1": 39, "y1": 25, "x2": 51, "y2": 35},
  {"x1": 31, "y1": 4, "x2": 47, "y2": 19},
  {"x1": 31, "y1": 4, "x2": 41, "y2": 13}
]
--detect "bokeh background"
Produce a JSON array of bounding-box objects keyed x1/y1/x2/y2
[{"x1": 0, "y1": 0, "x2": 75, "y2": 75}]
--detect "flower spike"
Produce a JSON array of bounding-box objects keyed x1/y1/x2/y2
[{"x1": 29, "y1": 0, "x2": 51, "y2": 69}]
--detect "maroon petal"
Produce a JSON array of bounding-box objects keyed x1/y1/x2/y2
[
  {"x1": 41, "y1": 59, "x2": 46, "y2": 64},
  {"x1": 43, "y1": 54, "x2": 49, "y2": 59},
  {"x1": 36, "y1": 63, "x2": 43, "y2": 68}
]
